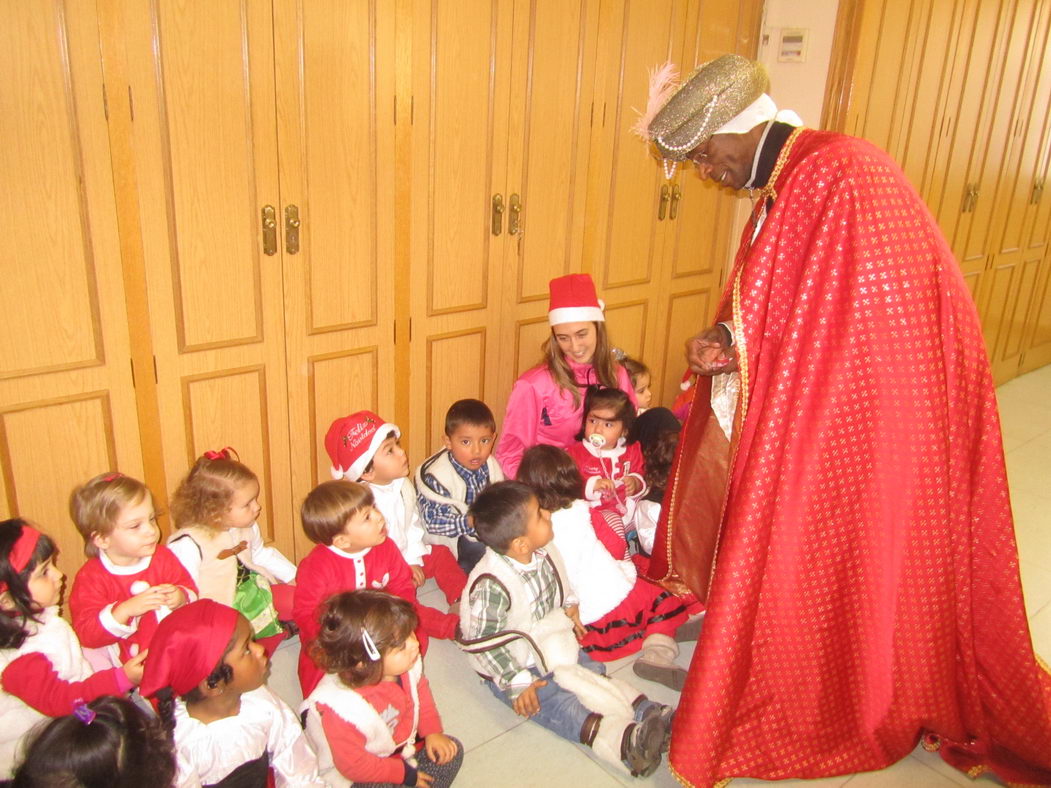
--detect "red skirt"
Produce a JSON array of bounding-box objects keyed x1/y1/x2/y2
[{"x1": 580, "y1": 577, "x2": 690, "y2": 661}]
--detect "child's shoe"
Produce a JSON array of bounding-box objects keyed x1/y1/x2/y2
[
  {"x1": 619, "y1": 714, "x2": 666, "y2": 777},
  {"x1": 633, "y1": 633, "x2": 688, "y2": 690},
  {"x1": 674, "y1": 612, "x2": 705, "y2": 642},
  {"x1": 636, "y1": 701, "x2": 675, "y2": 753}
]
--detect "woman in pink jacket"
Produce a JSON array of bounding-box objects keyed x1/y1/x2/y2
[{"x1": 496, "y1": 274, "x2": 637, "y2": 478}]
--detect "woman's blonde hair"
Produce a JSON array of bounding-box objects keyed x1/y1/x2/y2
[
  {"x1": 169, "y1": 449, "x2": 257, "y2": 531},
  {"x1": 69, "y1": 473, "x2": 152, "y2": 557},
  {"x1": 543, "y1": 321, "x2": 622, "y2": 408}
]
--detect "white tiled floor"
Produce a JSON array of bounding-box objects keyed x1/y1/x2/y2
[{"x1": 269, "y1": 364, "x2": 1051, "y2": 787}]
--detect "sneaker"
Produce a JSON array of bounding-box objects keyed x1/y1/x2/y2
[
  {"x1": 620, "y1": 715, "x2": 665, "y2": 777},
  {"x1": 674, "y1": 612, "x2": 705, "y2": 642},
  {"x1": 637, "y1": 703, "x2": 675, "y2": 753}
]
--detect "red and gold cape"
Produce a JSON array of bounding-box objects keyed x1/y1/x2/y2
[{"x1": 650, "y1": 128, "x2": 1051, "y2": 786}]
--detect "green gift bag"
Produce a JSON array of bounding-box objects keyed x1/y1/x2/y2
[{"x1": 232, "y1": 562, "x2": 283, "y2": 639}]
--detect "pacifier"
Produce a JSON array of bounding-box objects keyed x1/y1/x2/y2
[{"x1": 587, "y1": 433, "x2": 606, "y2": 449}]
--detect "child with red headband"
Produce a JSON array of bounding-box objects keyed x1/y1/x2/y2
[
  {"x1": 140, "y1": 599, "x2": 324, "y2": 786},
  {"x1": 68, "y1": 473, "x2": 197, "y2": 667},
  {"x1": 301, "y1": 590, "x2": 463, "y2": 787},
  {"x1": 0, "y1": 518, "x2": 146, "y2": 779},
  {"x1": 168, "y1": 448, "x2": 298, "y2": 656}
]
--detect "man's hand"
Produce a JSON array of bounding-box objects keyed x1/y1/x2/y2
[
  {"x1": 686, "y1": 325, "x2": 738, "y2": 376},
  {"x1": 410, "y1": 565, "x2": 426, "y2": 587},
  {"x1": 512, "y1": 679, "x2": 548, "y2": 717}
]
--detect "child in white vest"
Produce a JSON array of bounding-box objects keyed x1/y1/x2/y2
[
  {"x1": 458, "y1": 481, "x2": 673, "y2": 778},
  {"x1": 301, "y1": 589, "x2": 463, "y2": 787},
  {"x1": 168, "y1": 448, "x2": 297, "y2": 656},
  {"x1": 415, "y1": 398, "x2": 504, "y2": 575},
  {"x1": 0, "y1": 519, "x2": 146, "y2": 778},
  {"x1": 326, "y1": 412, "x2": 462, "y2": 643}
]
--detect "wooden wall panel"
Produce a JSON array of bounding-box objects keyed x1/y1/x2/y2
[
  {"x1": 0, "y1": 4, "x2": 102, "y2": 377},
  {"x1": 661, "y1": 288, "x2": 713, "y2": 405},
  {"x1": 0, "y1": 394, "x2": 116, "y2": 577},
  {"x1": 514, "y1": 317, "x2": 551, "y2": 380},
  {"x1": 424, "y1": 329, "x2": 487, "y2": 454},
  {"x1": 1020, "y1": 253, "x2": 1051, "y2": 372},
  {"x1": 307, "y1": 348, "x2": 380, "y2": 485},
  {"x1": 605, "y1": 300, "x2": 648, "y2": 359}
]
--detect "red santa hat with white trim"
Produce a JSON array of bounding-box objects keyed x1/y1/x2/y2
[
  {"x1": 325, "y1": 410, "x2": 401, "y2": 481},
  {"x1": 548, "y1": 273, "x2": 605, "y2": 327}
]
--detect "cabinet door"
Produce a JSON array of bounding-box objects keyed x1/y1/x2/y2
[
  {"x1": 273, "y1": 0, "x2": 397, "y2": 556},
  {"x1": 123, "y1": 0, "x2": 295, "y2": 554},
  {"x1": 406, "y1": 0, "x2": 518, "y2": 460},
  {"x1": 497, "y1": 0, "x2": 601, "y2": 401},
  {"x1": 0, "y1": 0, "x2": 144, "y2": 574}
]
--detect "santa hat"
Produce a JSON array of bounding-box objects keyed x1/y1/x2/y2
[
  {"x1": 548, "y1": 274, "x2": 605, "y2": 326},
  {"x1": 325, "y1": 411, "x2": 401, "y2": 481},
  {"x1": 139, "y1": 600, "x2": 240, "y2": 699}
]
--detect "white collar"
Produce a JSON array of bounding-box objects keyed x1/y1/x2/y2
[
  {"x1": 99, "y1": 551, "x2": 153, "y2": 575},
  {"x1": 326, "y1": 544, "x2": 372, "y2": 560},
  {"x1": 369, "y1": 478, "x2": 405, "y2": 496},
  {"x1": 505, "y1": 548, "x2": 546, "y2": 572}
]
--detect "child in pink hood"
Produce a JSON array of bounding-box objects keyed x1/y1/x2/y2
[{"x1": 496, "y1": 274, "x2": 637, "y2": 478}]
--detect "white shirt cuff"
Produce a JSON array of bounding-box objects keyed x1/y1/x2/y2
[{"x1": 100, "y1": 602, "x2": 137, "y2": 637}]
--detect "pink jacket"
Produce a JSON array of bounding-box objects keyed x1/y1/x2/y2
[{"x1": 496, "y1": 358, "x2": 637, "y2": 478}]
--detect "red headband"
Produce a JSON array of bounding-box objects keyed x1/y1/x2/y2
[
  {"x1": 202, "y1": 447, "x2": 236, "y2": 461},
  {"x1": 0, "y1": 526, "x2": 42, "y2": 594},
  {"x1": 139, "y1": 600, "x2": 240, "y2": 698}
]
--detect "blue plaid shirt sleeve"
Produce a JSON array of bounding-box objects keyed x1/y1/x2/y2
[{"x1": 416, "y1": 460, "x2": 490, "y2": 538}]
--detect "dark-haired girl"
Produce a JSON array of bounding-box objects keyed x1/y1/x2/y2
[
  {"x1": 0, "y1": 519, "x2": 145, "y2": 778},
  {"x1": 11, "y1": 695, "x2": 175, "y2": 787},
  {"x1": 302, "y1": 590, "x2": 462, "y2": 787},
  {"x1": 139, "y1": 599, "x2": 322, "y2": 787}
]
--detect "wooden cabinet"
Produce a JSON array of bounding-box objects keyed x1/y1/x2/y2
[
  {"x1": 0, "y1": 0, "x2": 145, "y2": 576},
  {"x1": 829, "y1": 0, "x2": 1051, "y2": 384},
  {"x1": 122, "y1": 0, "x2": 397, "y2": 557}
]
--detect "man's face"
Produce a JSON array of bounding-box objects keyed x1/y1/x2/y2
[{"x1": 687, "y1": 131, "x2": 759, "y2": 191}]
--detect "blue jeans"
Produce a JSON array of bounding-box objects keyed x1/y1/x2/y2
[{"x1": 484, "y1": 652, "x2": 657, "y2": 744}]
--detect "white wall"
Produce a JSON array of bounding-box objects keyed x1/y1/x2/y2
[{"x1": 756, "y1": 0, "x2": 841, "y2": 128}]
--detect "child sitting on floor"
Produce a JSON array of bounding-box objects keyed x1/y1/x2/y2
[
  {"x1": 627, "y1": 407, "x2": 682, "y2": 559},
  {"x1": 294, "y1": 480, "x2": 429, "y2": 697},
  {"x1": 11, "y1": 695, "x2": 175, "y2": 787},
  {"x1": 326, "y1": 412, "x2": 462, "y2": 638},
  {"x1": 68, "y1": 473, "x2": 196, "y2": 666},
  {"x1": 0, "y1": 519, "x2": 146, "y2": 779},
  {"x1": 168, "y1": 448, "x2": 297, "y2": 656},
  {"x1": 458, "y1": 481, "x2": 672, "y2": 778},
  {"x1": 140, "y1": 599, "x2": 323, "y2": 786},
  {"x1": 301, "y1": 590, "x2": 463, "y2": 787},
  {"x1": 415, "y1": 398, "x2": 504, "y2": 575},
  {"x1": 518, "y1": 445, "x2": 697, "y2": 691}
]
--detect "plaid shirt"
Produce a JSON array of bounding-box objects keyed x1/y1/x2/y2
[
  {"x1": 417, "y1": 455, "x2": 491, "y2": 538},
  {"x1": 466, "y1": 550, "x2": 562, "y2": 698}
]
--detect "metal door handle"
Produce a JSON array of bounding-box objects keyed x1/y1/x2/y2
[
  {"x1": 284, "y1": 204, "x2": 301, "y2": 254},
  {"x1": 658, "y1": 185, "x2": 670, "y2": 220},
  {"x1": 261, "y1": 205, "x2": 277, "y2": 255},
  {"x1": 669, "y1": 184, "x2": 682, "y2": 220},
  {"x1": 492, "y1": 193, "x2": 504, "y2": 236},
  {"x1": 509, "y1": 193, "x2": 522, "y2": 235}
]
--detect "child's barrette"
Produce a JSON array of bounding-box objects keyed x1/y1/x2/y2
[
  {"x1": 202, "y1": 447, "x2": 236, "y2": 461},
  {"x1": 72, "y1": 700, "x2": 96, "y2": 725},
  {"x1": 361, "y1": 627, "x2": 381, "y2": 661},
  {"x1": 611, "y1": 346, "x2": 627, "y2": 361},
  {"x1": 101, "y1": 472, "x2": 123, "y2": 482}
]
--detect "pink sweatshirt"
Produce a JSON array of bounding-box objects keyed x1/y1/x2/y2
[{"x1": 496, "y1": 358, "x2": 636, "y2": 478}]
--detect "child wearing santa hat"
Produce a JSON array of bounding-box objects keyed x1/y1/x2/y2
[
  {"x1": 495, "y1": 274, "x2": 637, "y2": 478},
  {"x1": 140, "y1": 599, "x2": 324, "y2": 786},
  {"x1": 325, "y1": 413, "x2": 463, "y2": 619}
]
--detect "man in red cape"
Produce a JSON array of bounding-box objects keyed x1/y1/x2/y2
[{"x1": 637, "y1": 54, "x2": 1051, "y2": 786}]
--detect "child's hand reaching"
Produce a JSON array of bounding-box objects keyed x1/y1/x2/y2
[
  {"x1": 155, "y1": 584, "x2": 187, "y2": 609},
  {"x1": 512, "y1": 679, "x2": 548, "y2": 717},
  {"x1": 623, "y1": 476, "x2": 642, "y2": 496},
  {"x1": 423, "y1": 733, "x2": 458, "y2": 765},
  {"x1": 121, "y1": 647, "x2": 148, "y2": 685},
  {"x1": 113, "y1": 585, "x2": 170, "y2": 624},
  {"x1": 410, "y1": 565, "x2": 426, "y2": 588},
  {"x1": 564, "y1": 605, "x2": 587, "y2": 640},
  {"x1": 415, "y1": 772, "x2": 435, "y2": 788},
  {"x1": 593, "y1": 479, "x2": 616, "y2": 495}
]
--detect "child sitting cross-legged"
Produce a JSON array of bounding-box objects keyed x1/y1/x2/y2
[
  {"x1": 294, "y1": 480, "x2": 428, "y2": 697},
  {"x1": 415, "y1": 398, "x2": 504, "y2": 575},
  {"x1": 0, "y1": 519, "x2": 147, "y2": 779},
  {"x1": 140, "y1": 599, "x2": 324, "y2": 786},
  {"x1": 458, "y1": 481, "x2": 673, "y2": 778},
  {"x1": 326, "y1": 413, "x2": 463, "y2": 636},
  {"x1": 301, "y1": 590, "x2": 463, "y2": 787}
]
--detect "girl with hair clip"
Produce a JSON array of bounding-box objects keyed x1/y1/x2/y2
[
  {"x1": 566, "y1": 386, "x2": 648, "y2": 545},
  {"x1": 517, "y1": 446, "x2": 699, "y2": 692},
  {"x1": 11, "y1": 695, "x2": 175, "y2": 788},
  {"x1": 626, "y1": 407, "x2": 682, "y2": 561},
  {"x1": 168, "y1": 449, "x2": 297, "y2": 656},
  {"x1": 0, "y1": 519, "x2": 147, "y2": 779},
  {"x1": 496, "y1": 274, "x2": 637, "y2": 478},
  {"x1": 301, "y1": 590, "x2": 463, "y2": 788},
  {"x1": 139, "y1": 599, "x2": 323, "y2": 788}
]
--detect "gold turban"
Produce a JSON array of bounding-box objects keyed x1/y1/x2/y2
[{"x1": 643, "y1": 54, "x2": 769, "y2": 162}]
